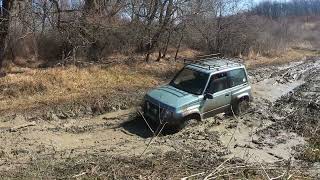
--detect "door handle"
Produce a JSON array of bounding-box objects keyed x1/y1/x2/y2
[{"x1": 225, "y1": 94, "x2": 230, "y2": 96}]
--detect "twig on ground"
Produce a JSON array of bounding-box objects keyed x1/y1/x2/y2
[
  {"x1": 181, "y1": 172, "x2": 205, "y2": 180},
  {"x1": 226, "y1": 106, "x2": 240, "y2": 149},
  {"x1": 258, "y1": 160, "x2": 271, "y2": 180},
  {"x1": 243, "y1": 125, "x2": 255, "y2": 159},
  {"x1": 72, "y1": 172, "x2": 87, "y2": 178},
  {"x1": 140, "y1": 122, "x2": 167, "y2": 157},
  {"x1": 284, "y1": 157, "x2": 292, "y2": 179},
  {"x1": 137, "y1": 110, "x2": 155, "y2": 135},
  {"x1": 267, "y1": 152, "x2": 283, "y2": 160},
  {"x1": 207, "y1": 171, "x2": 242, "y2": 180},
  {"x1": 204, "y1": 155, "x2": 235, "y2": 180},
  {"x1": 270, "y1": 172, "x2": 286, "y2": 180},
  {"x1": 120, "y1": 129, "x2": 135, "y2": 136},
  {"x1": 287, "y1": 174, "x2": 293, "y2": 179}
]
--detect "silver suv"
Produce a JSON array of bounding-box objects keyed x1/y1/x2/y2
[{"x1": 143, "y1": 58, "x2": 252, "y2": 130}]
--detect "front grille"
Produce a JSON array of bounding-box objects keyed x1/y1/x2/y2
[{"x1": 145, "y1": 101, "x2": 164, "y2": 119}]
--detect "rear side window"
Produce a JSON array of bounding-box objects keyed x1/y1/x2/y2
[{"x1": 228, "y1": 68, "x2": 247, "y2": 87}]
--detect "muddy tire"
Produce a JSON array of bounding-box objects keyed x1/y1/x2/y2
[
  {"x1": 182, "y1": 118, "x2": 198, "y2": 128},
  {"x1": 166, "y1": 118, "x2": 197, "y2": 134},
  {"x1": 164, "y1": 124, "x2": 182, "y2": 134},
  {"x1": 233, "y1": 99, "x2": 250, "y2": 115}
]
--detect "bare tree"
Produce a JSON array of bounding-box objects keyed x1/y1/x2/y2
[
  {"x1": 0, "y1": 0, "x2": 318, "y2": 68},
  {"x1": 0, "y1": 0, "x2": 13, "y2": 72}
]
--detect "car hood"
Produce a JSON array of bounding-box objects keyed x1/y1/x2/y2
[{"x1": 145, "y1": 85, "x2": 201, "y2": 110}]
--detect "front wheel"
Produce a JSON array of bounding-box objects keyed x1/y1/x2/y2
[{"x1": 167, "y1": 118, "x2": 198, "y2": 134}]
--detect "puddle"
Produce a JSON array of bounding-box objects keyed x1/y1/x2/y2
[{"x1": 252, "y1": 78, "x2": 304, "y2": 102}]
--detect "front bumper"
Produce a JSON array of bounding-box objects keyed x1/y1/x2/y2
[{"x1": 143, "y1": 101, "x2": 183, "y2": 126}]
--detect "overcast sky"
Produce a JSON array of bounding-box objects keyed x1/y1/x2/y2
[
  {"x1": 254, "y1": 0, "x2": 290, "y2": 3},
  {"x1": 0, "y1": 0, "x2": 290, "y2": 10}
]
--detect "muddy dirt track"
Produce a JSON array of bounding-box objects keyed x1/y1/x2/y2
[{"x1": 0, "y1": 58, "x2": 320, "y2": 179}]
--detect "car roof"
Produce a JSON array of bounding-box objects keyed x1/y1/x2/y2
[{"x1": 185, "y1": 57, "x2": 244, "y2": 74}]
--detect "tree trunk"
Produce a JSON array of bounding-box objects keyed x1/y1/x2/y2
[
  {"x1": 175, "y1": 33, "x2": 184, "y2": 61},
  {"x1": 156, "y1": 50, "x2": 161, "y2": 62},
  {"x1": 144, "y1": 0, "x2": 173, "y2": 62},
  {"x1": 215, "y1": 3, "x2": 223, "y2": 53},
  {"x1": 161, "y1": 32, "x2": 171, "y2": 59},
  {"x1": 84, "y1": 0, "x2": 95, "y2": 13},
  {"x1": 0, "y1": 0, "x2": 13, "y2": 74},
  {"x1": 49, "y1": 0, "x2": 61, "y2": 29},
  {"x1": 145, "y1": 52, "x2": 151, "y2": 63},
  {"x1": 33, "y1": 36, "x2": 39, "y2": 61}
]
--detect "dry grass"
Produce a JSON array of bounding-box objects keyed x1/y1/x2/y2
[
  {"x1": 0, "y1": 62, "x2": 181, "y2": 113},
  {"x1": 0, "y1": 49, "x2": 193, "y2": 115},
  {"x1": 301, "y1": 136, "x2": 320, "y2": 162},
  {"x1": 244, "y1": 48, "x2": 319, "y2": 68},
  {"x1": 0, "y1": 47, "x2": 317, "y2": 114},
  {"x1": 302, "y1": 147, "x2": 320, "y2": 162},
  {"x1": 3, "y1": 150, "x2": 311, "y2": 179}
]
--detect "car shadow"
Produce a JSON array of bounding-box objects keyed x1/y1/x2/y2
[
  {"x1": 120, "y1": 114, "x2": 179, "y2": 138},
  {"x1": 120, "y1": 116, "x2": 157, "y2": 138}
]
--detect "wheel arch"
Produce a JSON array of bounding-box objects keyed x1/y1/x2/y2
[
  {"x1": 183, "y1": 113, "x2": 202, "y2": 121},
  {"x1": 230, "y1": 93, "x2": 250, "y2": 107},
  {"x1": 236, "y1": 93, "x2": 251, "y2": 102}
]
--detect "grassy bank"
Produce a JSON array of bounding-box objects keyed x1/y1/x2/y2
[
  {"x1": 0, "y1": 48, "x2": 318, "y2": 116},
  {"x1": 0, "y1": 62, "x2": 181, "y2": 115},
  {"x1": 244, "y1": 48, "x2": 320, "y2": 68}
]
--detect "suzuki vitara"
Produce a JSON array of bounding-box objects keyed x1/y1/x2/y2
[{"x1": 143, "y1": 58, "x2": 252, "y2": 130}]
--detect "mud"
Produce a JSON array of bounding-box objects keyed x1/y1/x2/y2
[
  {"x1": 1, "y1": 57, "x2": 320, "y2": 178},
  {"x1": 0, "y1": 87, "x2": 147, "y2": 123}
]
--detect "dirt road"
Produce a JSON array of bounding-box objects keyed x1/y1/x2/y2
[{"x1": 1, "y1": 57, "x2": 320, "y2": 178}]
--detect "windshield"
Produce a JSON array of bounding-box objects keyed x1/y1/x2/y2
[{"x1": 169, "y1": 68, "x2": 209, "y2": 95}]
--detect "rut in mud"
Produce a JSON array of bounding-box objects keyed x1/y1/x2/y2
[{"x1": 0, "y1": 57, "x2": 320, "y2": 179}]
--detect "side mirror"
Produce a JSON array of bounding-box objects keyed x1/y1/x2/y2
[{"x1": 205, "y1": 93, "x2": 214, "y2": 99}]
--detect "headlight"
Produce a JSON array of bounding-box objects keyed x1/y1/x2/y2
[{"x1": 180, "y1": 106, "x2": 194, "y2": 116}]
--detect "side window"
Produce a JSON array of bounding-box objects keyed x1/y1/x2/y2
[
  {"x1": 206, "y1": 72, "x2": 229, "y2": 94},
  {"x1": 228, "y1": 68, "x2": 247, "y2": 87}
]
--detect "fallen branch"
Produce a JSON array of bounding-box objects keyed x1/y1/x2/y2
[
  {"x1": 204, "y1": 155, "x2": 235, "y2": 179},
  {"x1": 72, "y1": 172, "x2": 87, "y2": 178},
  {"x1": 9, "y1": 121, "x2": 36, "y2": 132},
  {"x1": 181, "y1": 172, "x2": 205, "y2": 180},
  {"x1": 207, "y1": 171, "x2": 242, "y2": 180},
  {"x1": 120, "y1": 129, "x2": 135, "y2": 136},
  {"x1": 270, "y1": 172, "x2": 286, "y2": 180},
  {"x1": 226, "y1": 105, "x2": 240, "y2": 149},
  {"x1": 267, "y1": 152, "x2": 283, "y2": 160},
  {"x1": 258, "y1": 160, "x2": 271, "y2": 180},
  {"x1": 102, "y1": 108, "x2": 134, "y2": 120}
]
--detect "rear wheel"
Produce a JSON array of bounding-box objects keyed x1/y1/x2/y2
[{"x1": 233, "y1": 99, "x2": 250, "y2": 115}]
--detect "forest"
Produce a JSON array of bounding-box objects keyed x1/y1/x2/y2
[{"x1": 0, "y1": 0, "x2": 319, "y2": 69}]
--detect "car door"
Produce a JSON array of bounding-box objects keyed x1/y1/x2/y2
[{"x1": 201, "y1": 72, "x2": 231, "y2": 118}]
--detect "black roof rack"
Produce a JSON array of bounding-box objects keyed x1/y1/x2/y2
[
  {"x1": 183, "y1": 54, "x2": 241, "y2": 70},
  {"x1": 184, "y1": 53, "x2": 220, "y2": 63},
  {"x1": 183, "y1": 53, "x2": 220, "y2": 70}
]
